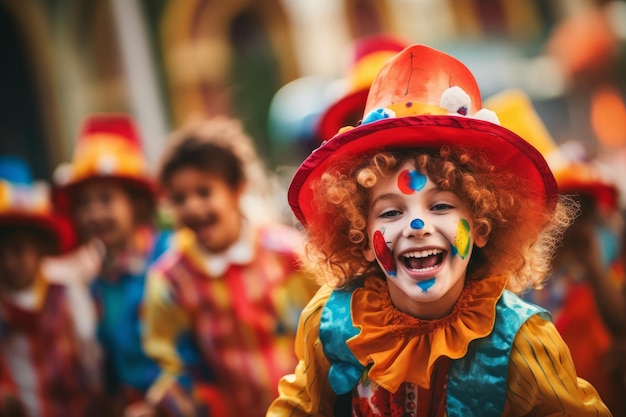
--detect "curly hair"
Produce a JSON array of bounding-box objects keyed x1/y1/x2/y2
[
  {"x1": 157, "y1": 116, "x2": 281, "y2": 225},
  {"x1": 303, "y1": 146, "x2": 576, "y2": 293},
  {"x1": 158, "y1": 117, "x2": 251, "y2": 190}
]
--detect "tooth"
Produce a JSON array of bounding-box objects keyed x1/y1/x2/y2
[{"x1": 403, "y1": 249, "x2": 443, "y2": 259}]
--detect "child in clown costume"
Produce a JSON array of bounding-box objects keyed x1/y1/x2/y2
[
  {"x1": 546, "y1": 172, "x2": 624, "y2": 416},
  {"x1": 0, "y1": 155, "x2": 99, "y2": 417},
  {"x1": 54, "y1": 115, "x2": 173, "y2": 416},
  {"x1": 140, "y1": 116, "x2": 318, "y2": 417},
  {"x1": 559, "y1": 167, "x2": 623, "y2": 410},
  {"x1": 267, "y1": 45, "x2": 611, "y2": 416}
]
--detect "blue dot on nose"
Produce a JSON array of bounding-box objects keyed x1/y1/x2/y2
[{"x1": 410, "y1": 218, "x2": 425, "y2": 230}]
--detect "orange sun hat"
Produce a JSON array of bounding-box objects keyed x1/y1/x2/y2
[
  {"x1": 54, "y1": 113, "x2": 156, "y2": 212},
  {"x1": 316, "y1": 34, "x2": 408, "y2": 142},
  {"x1": 289, "y1": 44, "x2": 557, "y2": 230}
]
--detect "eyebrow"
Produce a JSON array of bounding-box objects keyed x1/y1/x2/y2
[
  {"x1": 370, "y1": 185, "x2": 455, "y2": 206},
  {"x1": 370, "y1": 192, "x2": 399, "y2": 207}
]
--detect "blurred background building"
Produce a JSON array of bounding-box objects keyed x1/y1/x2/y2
[{"x1": 1, "y1": 0, "x2": 625, "y2": 203}]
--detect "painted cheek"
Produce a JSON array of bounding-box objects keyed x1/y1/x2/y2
[
  {"x1": 452, "y1": 218, "x2": 471, "y2": 259},
  {"x1": 397, "y1": 169, "x2": 427, "y2": 194},
  {"x1": 373, "y1": 230, "x2": 396, "y2": 277}
]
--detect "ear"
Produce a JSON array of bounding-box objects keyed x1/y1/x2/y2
[
  {"x1": 474, "y1": 233, "x2": 489, "y2": 249},
  {"x1": 362, "y1": 243, "x2": 377, "y2": 262}
]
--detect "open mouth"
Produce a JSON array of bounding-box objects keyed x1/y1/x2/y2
[
  {"x1": 88, "y1": 222, "x2": 114, "y2": 238},
  {"x1": 400, "y1": 249, "x2": 444, "y2": 272},
  {"x1": 187, "y1": 215, "x2": 218, "y2": 232}
]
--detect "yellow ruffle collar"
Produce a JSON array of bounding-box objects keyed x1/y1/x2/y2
[{"x1": 346, "y1": 273, "x2": 507, "y2": 391}]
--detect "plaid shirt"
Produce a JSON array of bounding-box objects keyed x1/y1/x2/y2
[
  {"x1": 0, "y1": 278, "x2": 93, "y2": 417},
  {"x1": 143, "y1": 224, "x2": 318, "y2": 417}
]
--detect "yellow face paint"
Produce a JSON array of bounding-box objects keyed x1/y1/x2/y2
[{"x1": 453, "y1": 218, "x2": 471, "y2": 259}]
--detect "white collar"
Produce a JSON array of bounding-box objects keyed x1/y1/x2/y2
[
  {"x1": 3, "y1": 285, "x2": 38, "y2": 310},
  {"x1": 195, "y1": 225, "x2": 256, "y2": 277}
]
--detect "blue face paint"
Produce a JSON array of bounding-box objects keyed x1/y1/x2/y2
[
  {"x1": 410, "y1": 218, "x2": 425, "y2": 230},
  {"x1": 452, "y1": 218, "x2": 471, "y2": 259},
  {"x1": 450, "y1": 243, "x2": 458, "y2": 258},
  {"x1": 417, "y1": 278, "x2": 436, "y2": 292}
]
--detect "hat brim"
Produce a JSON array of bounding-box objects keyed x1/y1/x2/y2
[
  {"x1": 316, "y1": 90, "x2": 369, "y2": 142},
  {"x1": 559, "y1": 180, "x2": 618, "y2": 212},
  {"x1": 0, "y1": 213, "x2": 73, "y2": 253},
  {"x1": 53, "y1": 174, "x2": 157, "y2": 215},
  {"x1": 289, "y1": 115, "x2": 558, "y2": 227}
]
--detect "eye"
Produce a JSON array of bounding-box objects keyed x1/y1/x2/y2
[
  {"x1": 99, "y1": 191, "x2": 113, "y2": 205},
  {"x1": 74, "y1": 194, "x2": 89, "y2": 210},
  {"x1": 170, "y1": 193, "x2": 185, "y2": 206},
  {"x1": 380, "y1": 209, "x2": 402, "y2": 218},
  {"x1": 431, "y1": 203, "x2": 453, "y2": 212},
  {"x1": 197, "y1": 186, "x2": 211, "y2": 198}
]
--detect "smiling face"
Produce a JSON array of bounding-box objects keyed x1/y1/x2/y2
[
  {"x1": 0, "y1": 230, "x2": 45, "y2": 291},
  {"x1": 364, "y1": 160, "x2": 487, "y2": 319},
  {"x1": 73, "y1": 179, "x2": 136, "y2": 253},
  {"x1": 166, "y1": 167, "x2": 243, "y2": 254}
]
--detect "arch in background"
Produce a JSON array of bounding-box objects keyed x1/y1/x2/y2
[{"x1": 159, "y1": 0, "x2": 298, "y2": 165}]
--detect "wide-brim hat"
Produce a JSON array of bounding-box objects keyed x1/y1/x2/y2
[
  {"x1": 316, "y1": 34, "x2": 408, "y2": 142},
  {"x1": 0, "y1": 155, "x2": 72, "y2": 252},
  {"x1": 484, "y1": 88, "x2": 618, "y2": 212},
  {"x1": 54, "y1": 113, "x2": 156, "y2": 213},
  {"x1": 289, "y1": 44, "x2": 558, "y2": 229}
]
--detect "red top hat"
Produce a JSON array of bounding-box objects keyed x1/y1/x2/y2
[
  {"x1": 54, "y1": 113, "x2": 156, "y2": 212},
  {"x1": 316, "y1": 34, "x2": 408, "y2": 142},
  {"x1": 289, "y1": 44, "x2": 557, "y2": 230}
]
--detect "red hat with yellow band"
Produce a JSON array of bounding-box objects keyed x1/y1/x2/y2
[
  {"x1": 288, "y1": 44, "x2": 558, "y2": 230},
  {"x1": 54, "y1": 113, "x2": 156, "y2": 212},
  {"x1": 316, "y1": 34, "x2": 408, "y2": 142}
]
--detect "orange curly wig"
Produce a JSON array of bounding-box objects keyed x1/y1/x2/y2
[{"x1": 303, "y1": 146, "x2": 575, "y2": 293}]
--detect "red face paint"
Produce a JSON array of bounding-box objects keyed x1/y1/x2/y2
[
  {"x1": 397, "y1": 169, "x2": 427, "y2": 194},
  {"x1": 373, "y1": 230, "x2": 396, "y2": 277}
]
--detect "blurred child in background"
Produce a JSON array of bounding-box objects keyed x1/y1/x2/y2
[
  {"x1": 486, "y1": 89, "x2": 625, "y2": 415},
  {"x1": 54, "y1": 114, "x2": 172, "y2": 415},
  {"x1": 605, "y1": 215, "x2": 626, "y2": 417},
  {"x1": 0, "y1": 155, "x2": 98, "y2": 417},
  {"x1": 140, "y1": 116, "x2": 318, "y2": 417},
  {"x1": 539, "y1": 159, "x2": 625, "y2": 416}
]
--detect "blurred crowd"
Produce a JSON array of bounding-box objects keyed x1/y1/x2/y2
[{"x1": 0, "y1": 113, "x2": 318, "y2": 417}]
